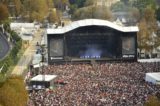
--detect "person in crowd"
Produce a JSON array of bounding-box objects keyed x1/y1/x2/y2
[{"x1": 27, "y1": 62, "x2": 160, "y2": 106}]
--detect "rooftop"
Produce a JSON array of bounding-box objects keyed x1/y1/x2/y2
[
  {"x1": 47, "y1": 19, "x2": 139, "y2": 34},
  {"x1": 31, "y1": 75, "x2": 57, "y2": 82}
]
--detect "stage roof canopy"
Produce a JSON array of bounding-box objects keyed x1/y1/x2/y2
[{"x1": 47, "y1": 19, "x2": 139, "y2": 34}]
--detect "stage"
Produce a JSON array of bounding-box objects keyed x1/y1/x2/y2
[{"x1": 47, "y1": 19, "x2": 139, "y2": 64}]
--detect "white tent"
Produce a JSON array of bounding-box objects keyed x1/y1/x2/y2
[
  {"x1": 31, "y1": 75, "x2": 57, "y2": 82},
  {"x1": 32, "y1": 54, "x2": 42, "y2": 65},
  {"x1": 145, "y1": 73, "x2": 160, "y2": 84},
  {"x1": 30, "y1": 75, "x2": 57, "y2": 89},
  {"x1": 138, "y1": 59, "x2": 160, "y2": 63},
  {"x1": 10, "y1": 23, "x2": 35, "y2": 30}
]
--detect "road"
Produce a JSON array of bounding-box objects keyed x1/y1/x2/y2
[
  {"x1": 0, "y1": 32, "x2": 10, "y2": 60},
  {"x1": 12, "y1": 29, "x2": 43, "y2": 75}
]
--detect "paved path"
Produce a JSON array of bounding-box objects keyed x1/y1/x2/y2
[
  {"x1": 0, "y1": 32, "x2": 10, "y2": 60},
  {"x1": 12, "y1": 29, "x2": 43, "y2": 75}
]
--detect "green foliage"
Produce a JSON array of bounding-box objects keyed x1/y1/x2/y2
[
  {"x1": 156, "y1": 7, "x2": 160, "y2": 21},
  {"x1": 84, "y1": 0, "x2": 95, "y2": 6},
  {"x1": 69, "y1": 4, "x2": 78, "y2": 14},
  {"x1": 120, "y1": 0, "x2": 129, "y2": 4},
  {"x1": 111, "y1": 1, "x2": 129, "y2": 12},
  {"x1": 0, "y1": 31, "x2": 22, "y2": 74},
  {"x1": 0, "y1": 75, "x2": 28, "y2": 106},
  {"x1": 69, "y1": 0, "x2": 86, "y2": 8},
  {"x1": 72, "y1": 5, "x2": 112, "y2": 21},
  {"x1": 2, "y1": 20, "x2": 11, "y2": 32},
  {"x1": 133, "y1": 0, "x2": 156, "y2": 13}
]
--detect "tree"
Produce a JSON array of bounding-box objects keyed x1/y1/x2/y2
[
  {"x1": 133, "y1": 0, "x2": 156, "y2": 14},
  {"x1": 46, "y1": 0, "x2": 54, "y2": 9},
  {"x1": 138, "y1": 18, "x2": 148, "y2": 53},
  {"x1": 156, "y1": 7, "x2": 160, "y2": 21},
  {"x1": 69, "y1": 4, "x2": 78, "y2": 14},
  {"x1": 72, "y1": 5, "x2": 112, "y2": 21},
  {"x1": 48, "y1": 9, "x2": 59, "y2": 23},
  {"x1": 111, "y1": 1, "x2": 126, "y2": 12},
  {"x1": 145, "y1": 96, "x2": 160, "y2": 106},
  {"x1": 13, "y1": 0, "x2": 22, "y2": 17},
  {"x1": 130, "y1": 7, "x2": 140, "y2": 22},
  {"x1": 54, "y1": 0, "x2": 69, "y2": 11},
  {"x1": 0, "y1": 3, "x2": 9, "y2": 22},
  {"x1": 0, "y1": 76, "x2": 28, "y2": 106},
  {"x1": 84, "y1": 0, "x2": 95, "y2": 6},
  {"x1": 138, "y1": 7, "x2": 159, "y2": 55},
  {"x1": 120, "y1": 0, "x2": 129, "y2": 5},
  {"x1": 24, "y1": 0, "x2": 49, "y2": 22},
  {"x1": 69, "y1": 0, "x2": 86, "y2": 8}
]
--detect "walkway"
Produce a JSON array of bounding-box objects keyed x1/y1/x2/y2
[{"x1": 12, "y1": 29, "x2": 43, "y2": 75}]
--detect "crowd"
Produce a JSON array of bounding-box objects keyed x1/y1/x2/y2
[{"x1": 27, "y1": 62, "x2": 160, "y2": 106}]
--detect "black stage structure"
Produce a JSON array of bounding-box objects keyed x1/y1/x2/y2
[{"x1": 47, "y1": 19, "x2": 139, "y2": 64}]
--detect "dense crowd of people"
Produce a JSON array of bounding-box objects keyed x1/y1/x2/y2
[{"x1": 27, "y1": 62, "x2": 160, "y2": 106}]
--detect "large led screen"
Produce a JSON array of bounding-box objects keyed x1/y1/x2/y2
[
  {"x1": 122, "y1": 37, "x2": 135, "y2": 55},
  {"x1": 49, "y1": 39, "x2": 63, "y2": 57}
]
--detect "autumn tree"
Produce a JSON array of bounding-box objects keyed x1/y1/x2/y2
[
  {"x1": 138, "y1": 7, "x2": 159, "y2": 55},
  {"x1": 145, "y1": 96, "x2": 160, "y2": 106},
  {"x1": 0, "y1": 3, "x2": 9, "y2": 22},
  {"x1": 0, "y1": 76, "x2": 28, "y2": 106},
  {"x1": 46, "y1": 0, "x2": 54, "y2": 9},
  {"x1": 138, "y1": 18, "x2": 148, "y2": 54},
  {"x1": 48, "y1": 9, "x2": 59, "y2": 23},
  {"x1": 13, "y1": 0, "x2": 22, "y2": 17},
  {"x1": 23, "y1": 0, "x2": 49, "y2": 22}
]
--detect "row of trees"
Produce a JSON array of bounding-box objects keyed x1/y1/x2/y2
[
  {"x1": 71, "y1": 0, "x2": 113, "y2": 20},
  {"x1": 0, "y1": 0, "x2": 61, "y2": 23},
  {"x1": 0, "y1": 22, "x2": 27, "y2": 105},
  {"x1": 73, "y1": 5, "x2": 112, "y2": 21},
  {"x1": 0, "y1": 30, "x2": 22, "y2": 74}
]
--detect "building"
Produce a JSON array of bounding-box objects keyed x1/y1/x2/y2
[{"x1": 46, "y1": 19, "x2": 139, "y2": 64}]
